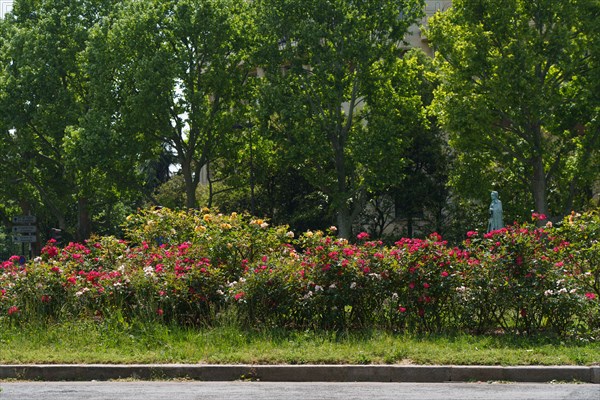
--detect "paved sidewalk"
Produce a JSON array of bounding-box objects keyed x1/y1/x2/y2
[{"x1": 0, "y1": 364, "x2": 598, "y2": 383}]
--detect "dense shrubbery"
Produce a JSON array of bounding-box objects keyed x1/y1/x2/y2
[{"x1": 1, "y1": 208, "x2": 598, "y2": 336}]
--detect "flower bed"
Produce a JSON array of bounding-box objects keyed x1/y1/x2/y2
[{"x1": 1, "y1": 208, "x2": 598, "y2": 336}]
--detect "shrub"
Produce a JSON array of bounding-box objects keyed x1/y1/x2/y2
[
  {"x1": 1, "y1": 207, "x2": 598, "y2": 337},
  {"x1": 232, "y1": 231, "x2": 393, "y2": 330},
  {"x1": 388, "y1": 233, "x2": 462, "y2": 333},
  {"x1": 459, "y1": 218, "x2": 590, "y2": 335},
  {"x1": 552, "y1": 210, "x2": 600, "y2": 298},
  {"x1": 122, "y1": 207, "x2": 292, "y2": 279},
  {"x1": 550, "y1": 210, "x2": 600, "y2": 334}
]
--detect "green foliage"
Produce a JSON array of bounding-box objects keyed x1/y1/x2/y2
[
  {"x1": 204, "y1": 165, "x2": 332, "y2": 236},
  {"x1": 151, "y1": 175, "x2": 190, "y2": 210},
  {"x1": 254, "y1": 0, "x2": 425, "y2": 238},
  {"x1": 0, "y1": 0, "x2": 146, "y2": 242},
  {"x1": 428, "y1": 0, "x2": 600, "y2": 219},
  {"x1": 357, "y1": 48, "x2": 449, "y2": 238},
  {"x1": 90, "y1": 0, "x2": 257, "y2": 209},
  {"x1": 1, "y1": 208, "x2": 599, "y2": 336},
  {"x1": 122, "y1": 207, "x2": 292, "y2": 278},
  {"x1": 2, "y1": 0, "x2": 596, "y2": 251}
]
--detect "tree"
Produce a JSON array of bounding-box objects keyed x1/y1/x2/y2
[
  {"x1": 205, "y1": 122, "x2": 333, "y2": 232},
  {"x1": 358, "y1": 48, "x2": 449, "y2": 238},
  {"x1": 255, "y1": 0, "x2": 424, "y2": 238},
  {"x1": 428, "y1": 0, "x2": 600, "y2": 219},
  {"x1": 91, "y1": 0, "x2": 256, "y2": 209},
  {"x1": 0, "y1": 0, "x2": 130, "y2": 242}
]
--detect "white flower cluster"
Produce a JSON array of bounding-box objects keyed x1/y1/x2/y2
[
  {"x1": 75, "y1": 287, "x2": 90, "y2": 297},
  {"x1": 227, "y1": 277, "x2": 246, "y2": 289},
  {"x1": 544, "y1": 288, "x2": 577, "y2": 296},
  {"x1": 143, "y1": 266, "x2": 155, "y2": 278}
]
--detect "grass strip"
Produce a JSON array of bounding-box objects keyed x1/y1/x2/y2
[{"x1": 0, "y1": 320, "x2": 598, "y2": 366}]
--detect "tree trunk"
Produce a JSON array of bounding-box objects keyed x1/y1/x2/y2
[
  {"x1": 407, "y1": 215, "x2": 414, "y2": 238},
  {"x1": 333, "y1": 135, "x2": 353, "y2": 239},
  {"x1": 530, "y1": 122, "x2": 548, "y2": 221},
  {"x1": 207, "y1": 161, "x2": 214, "y2": 209},
  {"x1": 336, "y1": 207, "x2": 353, "y2": 239},
  {"x1": 531, "y1": 154, "x2": 547, "y2": 217},
  {"x1": 77, "y1": 197, "x2": 91, "y2": 241},
  {"x1": 181, "y1": 159, "x2": 197, "y2": 209}
]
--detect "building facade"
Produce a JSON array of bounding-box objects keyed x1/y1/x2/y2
[
  {"x1": 1, "y1": 0, "x2": 12, "y2": 17},
  {"x1": 406, "y1": 1, "x2": 453, "y2": 56}
]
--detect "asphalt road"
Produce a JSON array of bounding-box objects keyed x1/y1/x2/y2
[{"x1": 1, "y1": 381, "x2": 599, "y2": 400}]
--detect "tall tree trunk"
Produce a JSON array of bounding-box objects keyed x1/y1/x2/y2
[
  {"x1": 407, "y1": 215, "x2": 414, "y2": 238},
  {"x1": 181, "y1": 159, "x2": 197, "y2": 209},
  {"x1": 336, "y1": 207, "x2": 353, "y2": 239},
  {"x1": 531, "y1": 123, "x2": 548, "y2": 219},
  {"x1": 207, "y1": 161, "x2": 214, "y2": 209},
  {"x1": 531, "y1": 154, "x2": 547, "y2": 217},
  {"x1": 77, "y1": 197, "x2": 91, "y2": 241},
  {"x1": 333, "y1": 135, "x2": 353, "y2": 239}
]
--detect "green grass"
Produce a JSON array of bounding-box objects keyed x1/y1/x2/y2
[{"x1": 1, "y1": 318, "x2": 598, "y2": 366}]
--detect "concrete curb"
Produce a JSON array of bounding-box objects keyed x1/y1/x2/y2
[{"x1": 0, "y1": 365, "x2": 598, "y2": 383}]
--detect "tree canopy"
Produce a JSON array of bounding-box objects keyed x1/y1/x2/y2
[
  {"x1": 0, "y1": 0, "x2": 134, "y2": 244},
  {"x1": 428, "y1": 0, "x2": 600, "y2": 219},
  {"x1": 0, "y1": 0, "x2": 598, "y2": 251},
  {"x1": 87, "y1": 0, "x2": 256, "y2": 209},
  {"x1": 254, "y1": 0, "x2": 425, "y2": 238}
]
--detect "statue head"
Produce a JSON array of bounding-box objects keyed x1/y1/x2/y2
[{"x1": 491, "y1": 191, "x2": 499, "y2": 201}]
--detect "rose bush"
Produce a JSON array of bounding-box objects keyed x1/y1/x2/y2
[
  {"x1": 459, "y1": 217, "x2": 593, "y2": 335},
  {"x1": 122, "y1": 207, "x2": 292, "y2": 279},
  {"x1": 231, "y1": 230, "x2": 394, "y2": 330},
  {"x1": 1, "y1": 207, "x2": 598, "y2": 336},
  {"x1": 387, "y1": 234, "x2": 462, "y2": 333},
  {"x1": 550, "y1": 210, "x2": 600, "y2": 334}
]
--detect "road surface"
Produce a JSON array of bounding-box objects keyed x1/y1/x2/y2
[{"x1": 0, "y1": 381, "x2": 598, "y2": 400}]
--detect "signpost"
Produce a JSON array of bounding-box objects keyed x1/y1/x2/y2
[
  {"x1": 12, "y1": 235, "x2": 37, "y2": 244},
  {"x1": 12, "y1": 215, "x2": 37, "y2": 224},
  {"x1": 11, "y1": 215, "x2": 37, "y2": 259},
  {"x1": 12, "y1": 225, "x2": 37, "y2": 234}
]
